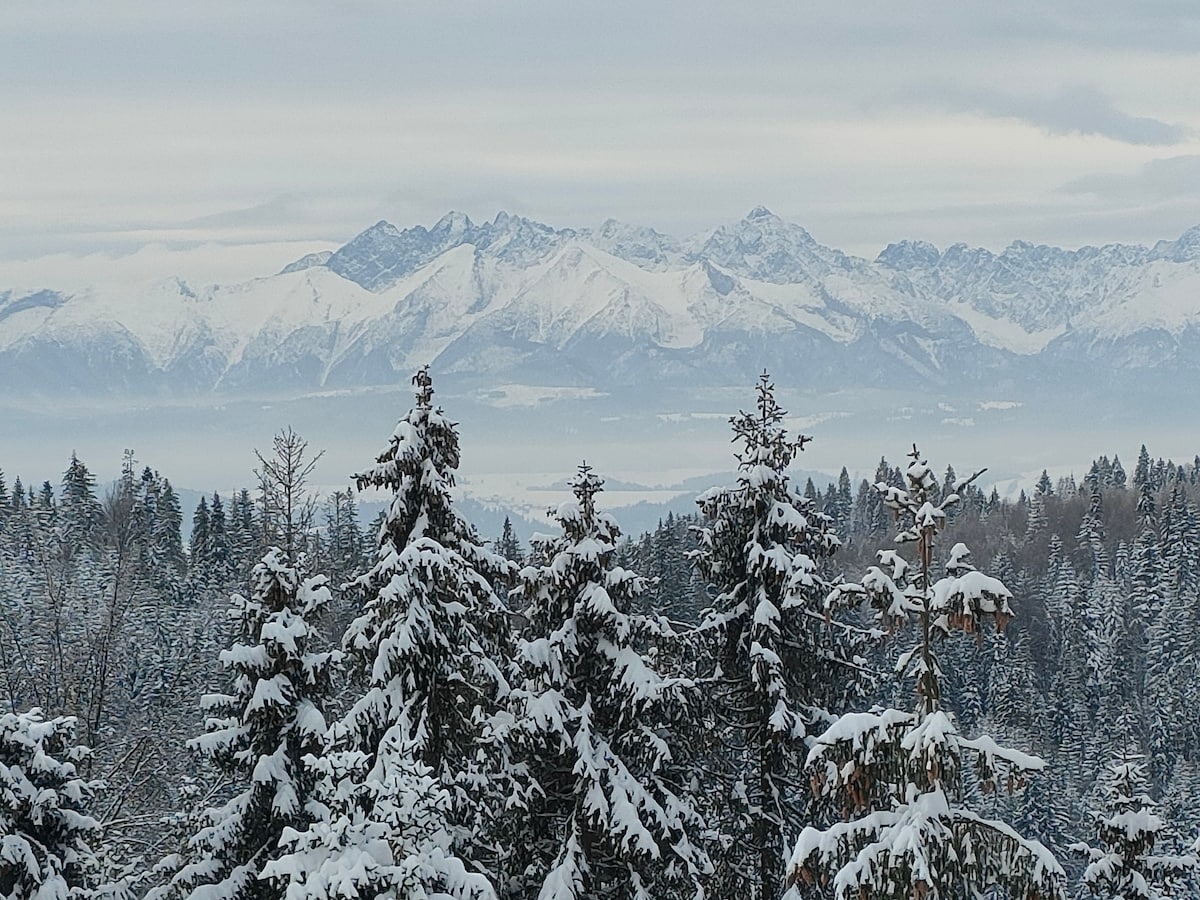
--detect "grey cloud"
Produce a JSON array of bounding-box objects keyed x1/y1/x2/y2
[
  {"x1": 181, "y1": 195, "x2": 307, "y2": 228},
  {"x1": 6, "y1": 2, "x2": 1197, "y2": 101},
  {"x1": 990, "y1": 1, "x2": 1200, "y2": 53},
  {"x1": 3, "y1": 1, "x2": 1198, "y2": 267},
  {"x1": 1060, "y1": 155, "x2": 1200, "y2": 199},
  {"x1": 891, "y1": 83, "x2": 1193, "y2": 146}
]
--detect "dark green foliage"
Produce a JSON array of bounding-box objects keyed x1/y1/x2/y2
[
  {"x1": 1072, "y1": 755, "x2": 1197, "y2": 900},
  {"x1": 335, "y1": 368, "x2": 516, "y2": 875},
  {"x1": 316, "y1": 487, "x2": 366, "y2": 591},
  {"x1": 618, "y1": 511, "x2": 708, "y2": 623},
  {"x1": 190, "y1": 496, "x2": 209, "y2": 567},
  {"x1": 494, "y1": 515, "x2": 523, "y2": 564},
  {"x1": 794, "y1": 445, "x2": 1063, "y2": 900}
]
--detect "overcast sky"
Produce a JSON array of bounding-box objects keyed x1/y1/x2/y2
[{"x1": 2, "y1": 1, "x2": 1199, "y2": 286}]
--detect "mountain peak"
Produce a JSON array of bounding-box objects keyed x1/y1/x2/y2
[
  {"x1": 327, "y1": 219, "x2": 436, "y2": 291},
  {"x1": 278, "y1": 250, "x2": 334, "y2": 276},
  {"x1": 10, "y1": 210, "x2": 1200, "y2": 401},
  {"x1": 876, "y1": 240, "x2": 941, "y2": 270},
  {"x1": 477, "y1": 211, "x2": 566, "y2": 265},
  {"x1": 434, "y1": 210, "x2": 473, "y2": 229},
  {"x1": 432, "y1": 210, "x2": 474, "y2": 241},
  {"x1": 364, "y1": 219, "x2": 401, "y2": 236},
  {"x1": 735, "y1": 207, "x2": 815, "y2": 243},
  {"x1": 1152, "y1": 224, "x2": 1200, "y2": 262},
  {"x1": 689, "y1": 209, "x2": 837, "y2": 284},
  {"x1": 587, "y1": 218, "x2": 681, "y2": 270},
  {"x1": 487, "y1": 210, "x2": 558, "y2": 234}
]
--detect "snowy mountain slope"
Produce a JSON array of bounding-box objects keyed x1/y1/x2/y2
[
  {"x1": 3, "y1": 210, "x2": 1200, "y2": 399},
  {"x1": 584, "y1": 219, "x2": 684, "y2": 271},
  {"x1": 876, "y1": 231, "x2": 1200, "y2": 337}
]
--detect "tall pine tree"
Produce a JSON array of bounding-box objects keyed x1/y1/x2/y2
[
  {"x1": 1071, "y1": 754, "x2": 1197, "y2": 900},
  {"x1": 498, "y1": 464, "x2": 709, "y2": 899},
  {"x1": 0, "y1": 709, "x2": 100, "y2": 900},
  {"x1": 161, "y1": 550, "x2": 339, "y2": 900},
  {"x1": 691, "y1": 373, "x2": 863, "y2": 900},
  {"x1": 268, "y1": 368, "x2": 510, "y2": 900}
]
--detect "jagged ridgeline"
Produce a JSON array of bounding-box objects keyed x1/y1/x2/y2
[
  {"x1": 3, "y1": 375, "x2": 1200, "y2": 899},
  {"x1": 2, "y1": 210, "x2": 1200, "y2": 397}
]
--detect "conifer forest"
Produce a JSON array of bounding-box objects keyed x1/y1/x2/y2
[{"x1": 3, "y1": 368, "x2": 1200, "y2": 900}]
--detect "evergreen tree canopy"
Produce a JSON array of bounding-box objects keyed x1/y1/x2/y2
[
  {"x1": 0, "y1": 709, "x2": 99, "y2": 900},
  {"x1": 341, "y1": 366, "x2": 514, "y2": 785},
  {"x1": 60, "y1": 453, "x2": 102, "y2": 552},
  {"x1": 270, "y1": 368, "x2": 511, "y2": 900},
  {"x1": 166, "y1": 550, "x2": 339, "y2": 900},
  {"x1": 499, "y1": 463, "x2": 708, "y2": 900},
  {"x1": 793, "y1": 446, "x2": 1064, "y2": 900},
  {"x1": 691, "y1": 372, "x2": 863, "y2": 899},
  {"x1": 1071, "y1": 755, "x2": 1197, "y2": 900}
]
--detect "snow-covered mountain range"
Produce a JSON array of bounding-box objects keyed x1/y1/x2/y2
[{"x1": 4, "y1": 207, "x2": 1200, "y2": 399}]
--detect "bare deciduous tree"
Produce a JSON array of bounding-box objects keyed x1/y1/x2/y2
[{"x1": 254, "y1": 427, "x2": 324, "y2": 561}]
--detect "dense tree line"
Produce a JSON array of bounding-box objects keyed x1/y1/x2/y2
[
  {"x1": 0, "y1": 372, "x2": 1198, "y2": 899},
  {"x1": 621, "y1": 442, "x2": 1200, "y2": 894}
]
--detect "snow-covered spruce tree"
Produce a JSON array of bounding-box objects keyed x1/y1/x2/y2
[
  {"x1": 264, "y1": 746, "x2": 494, "y2": 900},
  {"x1": 159, "y1": 549, "x2": 339, "y2": 900},
  {"x1": 1071, "y1": 754, "x2": 1197, "y2": 900},
  {"x1": 497, "y1": 464, "x2": 709, "y2": 900},
  {"x1": 1145, "y1": 483, "x2": 1200, "y2": 780},
  {"x1": 691, "y1": 372, "x2": 867, "y2": 900},
  {"x1": 789, "y1": 446, "x2": 1064, "y2": 900},
  {"x1": 0, "y1": 708, "x2": 100, "y2": 899},
  {"x1": 266, "y1": 368, "x2": 509, "y2": 900},
  {"x1": 60, "y1": 452, "x2": 103, "y2": 556}
]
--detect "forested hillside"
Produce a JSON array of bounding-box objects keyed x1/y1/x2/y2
[{"x1": 1, "y1": 371, "x2": 1197, "y2": 899}]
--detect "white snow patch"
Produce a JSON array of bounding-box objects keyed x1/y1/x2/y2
[
  {"x1": 787, "y1": 411, "x2": 852, "y2": 430},
  {"x1": 978, "y1": 400, "x2": 1023, "y2": 411},
  {"x1": 1081, "y1": 260, "x2": 1200, "y2": 339},
  {"x1": 953, "y1": 303, "x2": 1066, "y2": 355},
  {"x1": 473, "y1": 384, "x2": 608, "y2": 408}
]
